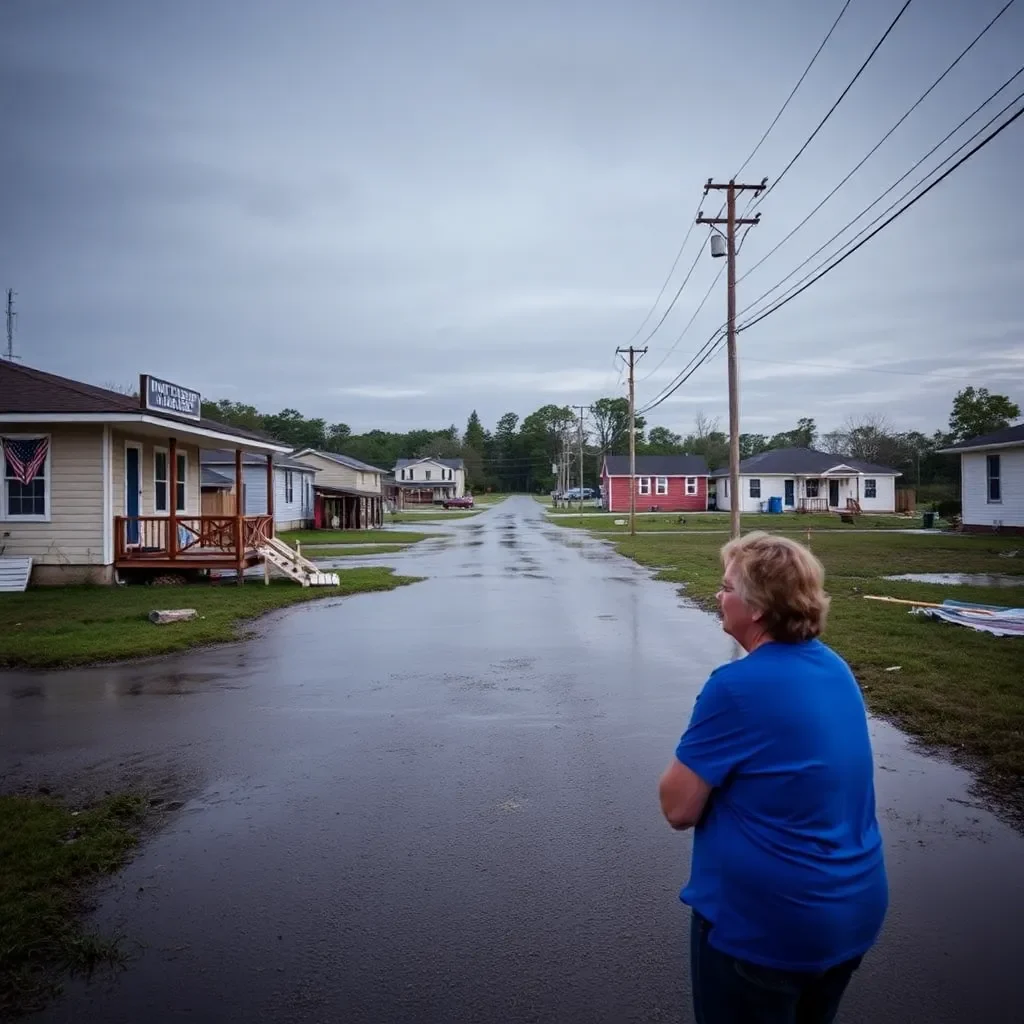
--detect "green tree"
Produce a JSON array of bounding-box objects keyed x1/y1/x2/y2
[
  {"x1": 590, "y1": 397, "x2": 645, "y2": 455},
  {"x1": 644, "y1": 426, "x2": 684, "y2": 454},
  {"x1": 739, "y1": 433, "x2": 770, "y2": 459},
  {"x1": 768, "y1": 417, "x2": 817, "y2": 450},
  {"x1": 948, "y1": 387, "x2": 1020, "y2": 442}
]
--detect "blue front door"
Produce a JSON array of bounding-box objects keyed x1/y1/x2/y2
[
  {"x1": 125, "y1": 446, "x2": 140, "y2": 544},
  {"x1": 784, "y1": 479, "x2": 795, "y2": 507}
]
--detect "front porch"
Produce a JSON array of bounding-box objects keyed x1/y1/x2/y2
[
  {"x1": 114, "y1": 514, "x2": 273, "y2": 572},
  {"x1": 313, "y1": 487, "x2": 384, "y2": 530}
]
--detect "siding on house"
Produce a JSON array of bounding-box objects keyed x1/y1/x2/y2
[
  {"x1": 238, "y1": 464, "x2": 314, "y2": 529},
  {"x1": 292, "y1": 452, "x2": 382, "y2": 494},
  {"x1": 715, "y1": 473, "x2": 897, "y2": 513},
  {"x1": 1, "y1": 424, "x2": 105, "y2": 564},
  {"x1": 602, "y1": 473, "x2": 707, "y2": 513},
  {"x1": 961, "y1": 448, "x2": 1024, "y2": 529},
  {"x1": 110, "y1": 431, "x2": 202, "y2": 518},
  {"x1": 397, "y1": 459, "x2": 465, "y2": 496}
]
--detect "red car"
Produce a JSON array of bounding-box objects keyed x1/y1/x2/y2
[{"x1": 442, "y1": 495, "x2": 474, "y2": 509}]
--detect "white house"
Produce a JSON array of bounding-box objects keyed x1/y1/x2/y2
[
  {"x1": 200, "y1": 449, "x2": 315, "y2": 531},
  {"x1": 290, "y1": 449, "x2": 387, "y2": 529},
  {"x1": 393, "y1": 457, "x2": 465, "y2": 504},
  {"x1": 711, "y1": 447, "x2": 901, "y2": 513},
  {"x1": 0, "y1": 360, "x2": 292, "y2": 586},
  {"x1": 939, "y1": 423, "x2": 1024, "y2": 533}
]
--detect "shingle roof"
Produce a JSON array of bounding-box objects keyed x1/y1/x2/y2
[
  {"x1": 603, "y1": 454, "x2": 709, "y2": 476},
  {"x1": 201, "y1": 466, "x2": 234, "y2": 488},
  {"x1": 201, "y1": 448, "x2": 312, "y2": 471},
  {"x1": 394, "y1": 456, "x2": 465, "y2": 470},
  {"x1": 0, "y1": 361, "x2": 285, "y2": 447},
  {"x1": 938, "y1": 423, "x2": 1024, "y2": 452},
  {"x1": 708, "y1": 447, "x2": 900, "y2": 476},
  {"x1": 294, "y1": 449, "x2": 387, "y2": 475}
]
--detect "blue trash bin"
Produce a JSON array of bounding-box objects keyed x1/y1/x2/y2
[{"x1": 768, "y1": 496, "x2": 783, "y2": 514}]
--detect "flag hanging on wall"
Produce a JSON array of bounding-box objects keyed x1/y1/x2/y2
[{"x1": 2, "y1": 437, "x2": 50, "y2": 484}]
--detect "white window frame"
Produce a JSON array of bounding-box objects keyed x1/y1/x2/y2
[
  {"x1": 153, "y1": 447, "x2": 187, "y2": 515},
  {"x1": 864, "y1": 478, "x2": 877, "y2": 499},
  {"x1": 685, "y1": 477, "x2": 698, "y2": 496},
  {"x1": 285, "y1": 469, "x2": 294, "y2": 504},
  {"x1": 425, "y1": 469, "x2": 432, "y2": 481},
  {"x1": 987, "y1": 455, "x2": 1001, "y2": 503},
  {"x1": 805, "y1": 478, "x2": 820, "y2": 498},
  {"x1": 749, "y1": 478, "x2": 761, "y2": 498},
  {"x1": 655, "y1": 476, "x2": 668, "y2": 496},
  {"x1": 638, "y1": 477, "x2": 651, "y2": 495},
  {"x1": 2, "y1": 432, "x2": 52, "y2": 522}
]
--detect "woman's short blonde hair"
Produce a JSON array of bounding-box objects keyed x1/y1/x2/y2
[{"x1": 721, "y1": 531, "x2": 830, "y2": 643}]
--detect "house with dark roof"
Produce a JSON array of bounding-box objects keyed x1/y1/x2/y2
[
  {"x1": 0, "y1": 360, "x2": 292, "y2": 585},
  {"x1": 709, "y1": 447, "x2": 902, "y2": 514},
  {"x1": 393, "y1": 457, "x2": 466, "y2": 505},
  {"x1": 938, "y1": 423, "x2": 1024, "y2": 533},
  {"x1": 600, "y1": 454, "x2": 710, "y2": 512},
  {"x1": 200, "y1": 449, "x2": 316, "y2": 531},
  {"x1": 290, "y1": 448, "x2": 387, "y2": 529}
]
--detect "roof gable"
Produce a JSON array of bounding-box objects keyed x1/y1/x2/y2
[
  {"x1": 602, "y1": 454, "x2": 709, "y2": 476},
  {"x1": 709, "y1": 447, "x2": 901, "y2": 477},
  {"x1": 394, "y1": 456, "x2": 465, "y2": 471},
  {"x1": 292, "y1": 448, "x2": 387, "y2": 474}
]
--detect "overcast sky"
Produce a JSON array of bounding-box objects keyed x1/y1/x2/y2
[{"x1": 2, "y1": 0, "x2": 1023, "y2": 439}]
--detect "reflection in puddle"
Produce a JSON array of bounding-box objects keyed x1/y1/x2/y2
[{"x1": 884, "y1": 573, "x2": 1024, "y2": 587}]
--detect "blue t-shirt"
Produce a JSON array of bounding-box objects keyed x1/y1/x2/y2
[{"x1": 675, "y1": 638, "x2": 888, "y2": 972}]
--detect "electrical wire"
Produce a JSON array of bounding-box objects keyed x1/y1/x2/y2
[
  {"x1": 739, "y1": 0, "x2": 1019, "y2": 283},
  {"x1": 738, "y1": 85, "x2": 1024, "y2": 331},
  {"x1": 738, "y1": 63, "x2": 1024, "y2": 321},
  {"x1": 755, "y1": 0, "x2": 916, "y2": 207},
  {"x1": 734, "y1": 0, "x2": 857, "y2": 178}
]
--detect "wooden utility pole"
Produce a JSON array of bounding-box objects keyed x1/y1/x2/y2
[
  {"x1": 697, "y1": 179, "x2": 764, "y2": 539},
  {"x1": 572, "y1": 404, "x2": 587, "y2": 514},
  {"x1": 615, "y1": 345, "x2": 647, "y2": 536}
]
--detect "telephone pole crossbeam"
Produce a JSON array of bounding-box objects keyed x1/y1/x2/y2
[
  {"x1": 615, "y1": 345, "x2": 647, "y2": 536},
  {"x1": 697, "y1": 178, "x2": 764, "y2": 540}
]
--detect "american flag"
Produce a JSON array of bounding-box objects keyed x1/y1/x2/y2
[{"x1": 3, "y1": 437, "x2": 49, "y2": 484}]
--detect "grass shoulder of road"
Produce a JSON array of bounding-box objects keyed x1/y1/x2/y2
[
  {"x1": 602, "y1": 528, "x2": 1024, "y2": 812},
  {"x1": 547, "y1": 510, "x2": 926, "y2": 531},
  {"x1": 279, "y1": 529, "x2": 429, "y2": 546},
  {"x1": 0, "y1": 569, "x2": 421, "y2": 669},
  {"x1": 0, "y1": 791, "x2": 145, "y2": 1016},
  {"x1": 384, "y1": 512, "x2": 479, "y2": 524}
]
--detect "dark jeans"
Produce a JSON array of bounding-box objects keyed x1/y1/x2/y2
[{"x1": 690, "y1": 912, "x2": 863, "y2": 1024}]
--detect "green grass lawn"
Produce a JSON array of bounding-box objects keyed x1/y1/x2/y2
[
  {"x1": 303, "y1": 544, "x2": 412, "y2": 557},
  {"x1": 547, "y1": 510, "x2": 922, "y2": 531},
  {"x1": 279, "y1": 529, "x2": 429, "y2": 546},
  {"x1": 0, "y1": 569, "x2": 421, "y2": 669},
  {"x1": 384, "y1": 512, "x2": 480, "y2": 523},
  {"x1": 0, "y1": 792, "x2": 146, "y2": 1016},
  {"x1": 597, "y1": 528, "x2": 1024, "y2": 811}
]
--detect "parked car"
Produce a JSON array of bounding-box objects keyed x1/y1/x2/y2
[{"x1": 442, "y1": 495, "x2": 474, "y2": 509}]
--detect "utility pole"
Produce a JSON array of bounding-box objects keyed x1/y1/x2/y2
[
  {"x1": 615, "y1": 345, "x2": 647, "y2": 536},
  {"x1": 697, "y1": 179, "x2": 764, "y2": 540},
  {"x1": 5, "y1": 289, "x2": 17, "y2": 361},
  {"x1": 572, "y1": 404, "x2": 587, "y2": 514}
]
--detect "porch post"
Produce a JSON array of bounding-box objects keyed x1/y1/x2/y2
[
  {"x1": 168, "y1": 437, "x2": 178, "y2": 558},
  {"x1": 266, "y1": 453, "x2": 274, "y2": 534},
  {"x1": 235, "y1": 449, "x2": 243, "y2": 514},
  {"x1": 235, "y1": 449, "x2": 244, "y2": 584}
]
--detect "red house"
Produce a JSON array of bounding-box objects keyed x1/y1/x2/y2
[{"x1": 600, "y1": 454, "x2": 709, "y2": 513}]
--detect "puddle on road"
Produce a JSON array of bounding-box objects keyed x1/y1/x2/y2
[{"x1": 883, "y1": 573, "x2": 1024, "y2": 587}]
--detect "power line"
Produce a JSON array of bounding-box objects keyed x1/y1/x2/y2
[
  {"x1": 739, "y1": 0, "x2": 1019, "y2": 283},
  {"x1": 755, "y1": 0, "x2": 916, "y2": 206},
  {"x1": 734, "y1": 0, "x2": 857, "y2": 178},
  {"x1": 738, "y1": 64, "x2": 1024, "y2": 322},
  {"x1": 737, "y1": 94, "x2": 1024, "y2": 332}
]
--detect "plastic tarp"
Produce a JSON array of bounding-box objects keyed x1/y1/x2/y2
[{"x1": 911, "y1": 599, "x2": 1024, "y2": 637}]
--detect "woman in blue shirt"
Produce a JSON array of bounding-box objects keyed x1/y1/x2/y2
[{"x1": 658, "y1": 531, "x2": 887, "y2": 1024}]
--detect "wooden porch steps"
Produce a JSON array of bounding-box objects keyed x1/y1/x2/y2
[{"x1": 258, "y1": 537, "x2": 339, "y2": 587}]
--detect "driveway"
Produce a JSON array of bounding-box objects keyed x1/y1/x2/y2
[{"x1": 2, "y1": 496, "x2": 1022, "y2": 1023}]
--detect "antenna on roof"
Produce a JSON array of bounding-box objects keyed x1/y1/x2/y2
[{"x1": 5, "y1": 288, "x2": 20, "y2": 361}]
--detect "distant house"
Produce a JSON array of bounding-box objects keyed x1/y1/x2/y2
[
  {"x1": 393, "y1": 457, "x2": 465, "y2": 504},
  {"x1": 0, "y1": 360, "x2": 291, "y2": 585},
  {"x1": 600, "y1": 454, "x2": 710, "y2": 512},
  {"x1": 290, "y1": 449, "x2": 387, "y2": 529},
  {"x1": 711, "y1": 447, "x2": 901, "y2": 513},
  {"x1": 938, "y1": 423, "x2": 1024, "y2": 533},
  {"x1": 200, "y1": 449, "x2": 315, "y2": 531}
]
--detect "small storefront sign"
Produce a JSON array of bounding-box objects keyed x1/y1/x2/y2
[{"x1": 140, "y1": 374, "x2": 202, "y2": 421}]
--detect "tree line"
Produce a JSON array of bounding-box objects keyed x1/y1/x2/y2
[{"x1": 200, "y1": 386, "x2": 1020, "y2": 497}]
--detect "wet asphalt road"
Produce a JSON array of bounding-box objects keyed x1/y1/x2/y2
[{"x1": 2, "y1": 497, "x2": 1023, "y2": 1024}]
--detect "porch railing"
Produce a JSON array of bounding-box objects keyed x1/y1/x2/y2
[
  {"x1": 797, "y1": 497, "x2": 829, "y2": 513},
  {"x1": 114, "y1": 515, "x2": 274, "y2": 561}
]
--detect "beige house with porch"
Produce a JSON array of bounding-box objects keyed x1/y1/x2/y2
[{"x1": 0, "y1": 361, "x2": 291, "y2": 586}]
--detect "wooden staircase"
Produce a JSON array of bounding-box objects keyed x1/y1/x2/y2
[{"x1": 258, "y1": 538, "x2": 340, "y2": 587}]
